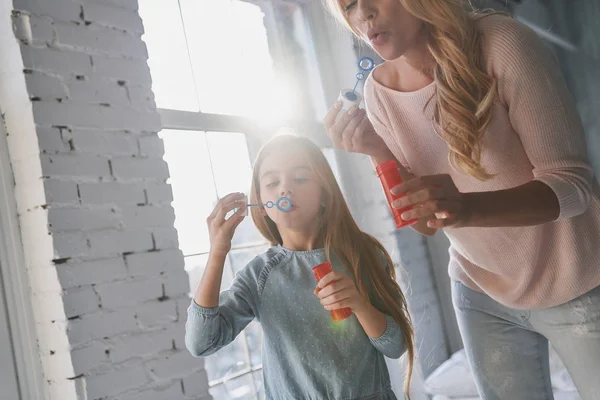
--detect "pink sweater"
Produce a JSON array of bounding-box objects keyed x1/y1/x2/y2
[{"x1": 364, "y1": 14, "x2": 600, "y2": 309}]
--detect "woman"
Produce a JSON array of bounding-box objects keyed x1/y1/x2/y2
[{"x1": 323, "y1": 1, "x2": 600, "y2": 399}]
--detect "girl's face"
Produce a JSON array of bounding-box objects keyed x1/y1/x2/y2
[
  {"x1": 342, "y1": 0, "x2": 423, "y2": 61},
  {"x1": 258, "y1": 147, "x2": 324, "y2": 234}
]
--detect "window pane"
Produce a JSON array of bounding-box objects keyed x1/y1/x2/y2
[
  {"x1": 229, "y1": 246, "x2": 269, "y2": 276},
  {"x1": 160, "y1": 130, "x2": 215, "y2": 256},
  {"x1": 139, "y1": 0, "x2": 199, "y2": 111},
  {"x1": 206, "y1": 132, "x2": 253, "y2": 196},
  {"x1": 222, "y1": 371, "x2": 257, "y2": 400},
  {"x1": 245, "y1": 321, "x2": 262, "y2": 368},
  {"x1": 179, "y1": 0, "x2": 292, "y2": 121},
  {"x1": 206, "y1": 131, "x2": 263, "y2": 246},
  {"x1": 205, "y1": 335, "x2": 249, "y2": 383},
  {"x1": 253, "y1": 370, "x2": 264, "y2": 400},
  {"x1": 184, "y1": 254, "x2": 235, "y2": 298},
  {"x1": 321, "y1": 148, "x2": 343, "y2": 185}
]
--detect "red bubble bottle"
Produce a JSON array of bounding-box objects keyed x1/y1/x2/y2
[
  {"x1": 376, "y1": 160, "x2": 418, "y2": 229},
  {"x1": 312, "y1": 261, "x2": 352, "y2": 322}
]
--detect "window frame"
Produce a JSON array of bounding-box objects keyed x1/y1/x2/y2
[{"x1": 151, "y1": 0, "x2": 338, "y2": 396}]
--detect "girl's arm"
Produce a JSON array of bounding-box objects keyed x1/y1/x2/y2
[
  {"x1": 186, "y1": 193, "x2": 258, "y2": 357},
  {"x1": 186, "y1": 258, "x2": 259, "y2": 357},
  {"x1": 315, "y1": 271, "x2": 405, "y2": 359}
]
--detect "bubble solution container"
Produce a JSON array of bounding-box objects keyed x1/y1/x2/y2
[
  {"x1": 312, "y1": 261, "x2": 353, "y2": 322},
  {"x1": 376, "y1": 160, "x2": 418, "y2": 229}
]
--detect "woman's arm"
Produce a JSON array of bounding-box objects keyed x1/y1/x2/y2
[
  {"x1": 371, "y1": 151, "x2": 438, "y2": 236},
  {"x1": 392, "y1": 18, "x2": 594, "y2": 229}
]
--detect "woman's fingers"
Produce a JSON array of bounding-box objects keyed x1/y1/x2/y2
[
  {"x1": 392, "y1": 187, "x2": 446, "y2": 210},
  {"x1": 400, "y1": 200, "x2": 455, "y2": 220},
  {"x1": 323, "y1": 101, "x2": 342, "y2": 130}
]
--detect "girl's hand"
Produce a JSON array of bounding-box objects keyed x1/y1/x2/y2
[
  {"x1": 207, "y1": 192, "x2": 247, "y2": 256},
  {"x1": 323, "y1": 102, "x2": 392, "y2": 160},
  {"x1": 313, "y1": 271, "x2": 369, "y2": 315},
  {"x1": 391, "y1": 174, "x2": 470, "y2": 229}
]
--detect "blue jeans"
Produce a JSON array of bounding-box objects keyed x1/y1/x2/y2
[{"x1": 452, "y1": 281, "x2": 600, "y2": 400}]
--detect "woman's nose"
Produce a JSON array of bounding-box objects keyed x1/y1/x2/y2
[{"x1": 357, "y1": 1, "x2": 375, "y2": 21}]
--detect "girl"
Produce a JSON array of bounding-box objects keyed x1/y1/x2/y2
[
  {"x1": 323, "y1": 1, "x2": 600, "y2": 399},
  {"x1": 185, "y1": 134, "x2": 415, "y2": 399}
]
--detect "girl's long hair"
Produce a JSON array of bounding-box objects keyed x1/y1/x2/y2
[
  {"x1": 326, "y1": 0, "x2": 501, "y2": 181},
  {"x1": 250, "y1": 134, "x2": 415, "y2": 397}
]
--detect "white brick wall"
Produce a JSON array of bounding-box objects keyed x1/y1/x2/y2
[{"x1": 1, "y1": 1, "x2": 208, "y2": 399}]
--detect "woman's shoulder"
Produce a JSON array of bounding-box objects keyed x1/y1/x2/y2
[
  {"x1": 474, "y1": 12, "x2": 527, "y2": 38},
  {"x1": 474, "y1": 12, "x2": 553, "y2": 75}
]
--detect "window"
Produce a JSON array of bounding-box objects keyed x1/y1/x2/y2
[{"x1": 139, "y1": 1, "x2": 331, "y2": 398}]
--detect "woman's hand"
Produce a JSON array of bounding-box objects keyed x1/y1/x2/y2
[
  {"x1": 323, "y1": 102, "x2": 392, "y2": 161},
  {"x1": 207, "y1": 192, "x2": 247, "y2": 256},
  {"x1": 314, "y1": 271, "x2": 369, "y2": 315},
  {"x1": 391, "y1": 174, "x2": 470, "y2": 229}
]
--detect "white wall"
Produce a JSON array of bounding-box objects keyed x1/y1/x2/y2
[{"x1": 1, "y1": 1, "x2": 205, "y2": 398}]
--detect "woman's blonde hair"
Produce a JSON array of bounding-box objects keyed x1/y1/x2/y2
[
  {"x1": 250, "y1": 134, "x2": 415, "y2": 397},
  {"x1": 326, "y1": 0, "x2": 500, "y2": 181}
]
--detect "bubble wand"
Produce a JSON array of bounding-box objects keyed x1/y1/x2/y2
[
  {"x1": 246, "y1": 196, "x2": 293, "y2": 213},
  {"x1": 337, "y1": 56, "x2": 375, "y2": 111}
]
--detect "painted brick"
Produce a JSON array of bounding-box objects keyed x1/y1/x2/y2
[
  {"x1": 95, "y1": 278, "x2": 163, "y2": 309},
  {"x1": 87, "y1": 229, "x2": 154, "y2": 257},
  {"x1": 25, "y1": 72, "x2": 67, "y2": 99},
  {"x1": 125, "y1": 249, "x2": 182, "y2": 277},
  {"x1": 54, "y1": 22, "x2": 147, "y2": 58},
  {"x1": 91, "y1": 55, "x2": 152, "y2": 85},
  {"x1": 37, "y1": 126, "x2": 70, "y2": 153},
  {"x1": 20, "y1": 45, "x2": 92, "y2": 76},
  {"x1": 13, "y1": 0, "x2": 83, "y2": 22},
  {"x1": 52, "y1": 231, "x2": 90, "y2": 258},
  {"x1": 56, "y1": 258, "x2": 129, "y2": 289},
  {"x1": 83, "y1": 2, "x2": 144, "y2": 33},
  {"x1": 67, "y1": 308, "x2": 138, "y2": 346},
  {"x1": 40, "y1": 153, "x2": 111, "y2": 178},
  {"x1": 70, "y1": 341, "x2": 109, "y2": 375},
  {"x1": 48, "y1": 207, "x2": 121, "y2": 231},
  {"x1": 162, "y1": 272, "x2": 189, "y2": 298},
  {"x1": 110, "y1": 328, "x2": 175, "y2": 363},
  {"x1": 145, "y1": 182, "x2": 173, "y2": 205},
  {"x1": 126, "y1": 85, "x2": 156, "y2": 109},
  {"x1": 151, "y1": 227, "x2": 180, "y2": 251},
  {"x1": 69, "y1": 130, "x2": 139, "y2": 156},
  {"x1": 119, "y1": 205, "x2": 175, "y2": 230},
  {"x1": 81, "y1": 0, "x2": 139, "y2": 12},
  {"x1": 135, "y1": 299, "x2": 177, "y2": 329},
  {"x1": 63, "y1": 286, "x2": 100, "y2": 318},
  {"x1": 147, "y1": 350, "x2": 203, "y2": 381},
  {"x1": 67, "y1": 76, "x2": 130, "y2": 106},
  {"x1": 43, "y1": 178, "x2": 79, "y2": 204},
  {"x1": 85, "y1": 365, "x2": 149, "y2": 399},
  {"x1": 181, "y1": 370, "x2": 211, "y2": 398},
  {"x1": 111, "y1": 157, "x2": 169, "y2": 180},
  {"x1": 32, "y1": 101, "x2": 161, "y2": 131},
  {"x1": 138, "y1": 135, "x2": 164, "y2": 158},
  {"x1": 117, "y1": 382, "x2": 184, "y2": 400},
  {"x1": 78, "y1": 182, "x2": 146, "y2": 205},
  {"x1": 28, "y1": 14, "x2": 56, "y2": 43}
]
